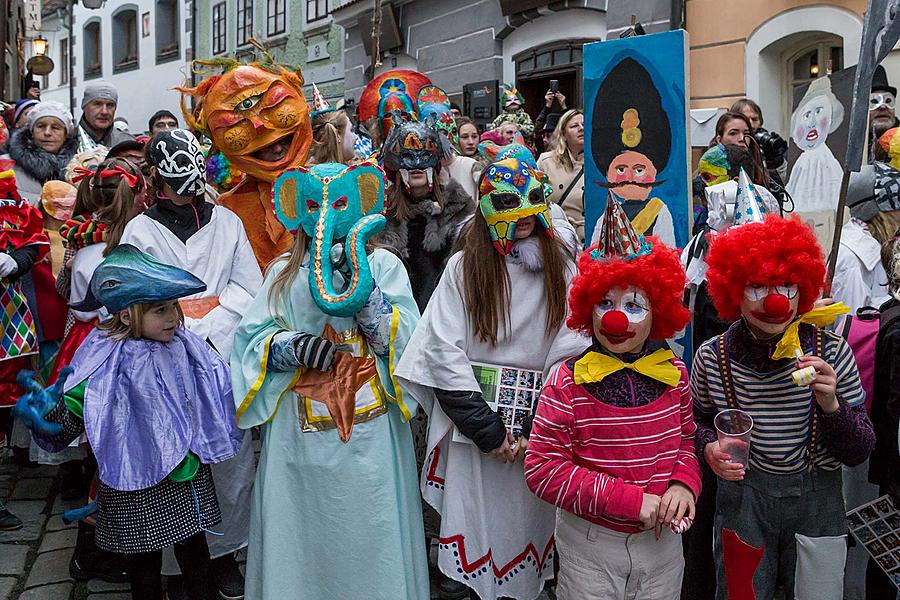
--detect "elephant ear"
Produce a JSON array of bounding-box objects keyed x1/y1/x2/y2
[
  {"x1": 274, "y1": 167, "x2": 313, "y2": 234},
  {"x1": 350, "y1": 163, "x2": 387, "y2": 216}
]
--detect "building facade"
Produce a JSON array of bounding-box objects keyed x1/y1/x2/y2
[
  {"x1": 30, "y1": 0, "x2": 192, "y2": 135},
  {"x1": 332, "y1": 0, "x2": 677, "y2": 124},
  {"x1": 1, "y1": 0, "x2": 27, "y2": 103},
  {"x1": 685, "y1": 0, "x2": 900, "y2": 142},
  {"x1": 193, "y1": 0, "x2": 345, "y2": 105}
]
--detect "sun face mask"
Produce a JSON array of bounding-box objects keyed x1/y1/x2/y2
[
  {"x1": 149, "y1": 129, "x2": 207, "y2": 197},
  {"x1": 478, "y1": 157, "x2": 553, "y2": 255},
  {"x1": 273, "y1": 162, "x2": 387, "y2": 317},
  {"x1": 184, "y1": 64, "x2": 313, "y2": 183}
]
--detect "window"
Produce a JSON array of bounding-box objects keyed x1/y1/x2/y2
[
  {"x1": 155, "y1": 0, "x2": 180, "y2": 63},
  {"x1": 83, "y1": 20, "x2": 102, "y2": 80},
  {"x1": 59, "y1": 38, "x2": 69, "y2": 85},
  {"x1": 237, "y1": 0, "x2": 253, "y2": 46},
  {"x1": 783, "y1": 37, "x2": 843, "y2": 128},
  {"x1": 306, "y1": 0, "x2": 328, "y2": 23},
  {"x1": 112, "y1": 7, "x2": 140, "y2": 73},
  {"x1": 268, "y1": 0, "x2": 287, "y2": 35},
  {"x1": 212, "y1": 2, "x2": 227, "y2": 55}
]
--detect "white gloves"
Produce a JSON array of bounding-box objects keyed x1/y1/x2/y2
[{"x1": 0, "y1": 253, "x2": 17, "y2": 277}]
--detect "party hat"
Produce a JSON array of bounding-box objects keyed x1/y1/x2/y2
[
  {"x1": 591, "y1": 192, "x2": 648, "y2": 260},
  {"x1": 732, "y1": 168, "x2": 768, "y2": 227},
  {"x1": 310, "y1": 82, "x2": 335, "y2": 117}
]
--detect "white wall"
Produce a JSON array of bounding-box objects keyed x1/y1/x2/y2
[
  {"x1": 745, "y1": 5, "x2": 863, "y2": 136},
  {"x1": 33, "y1": 0, "x2": 190, "y2": 136},
  {"x1": 501, "y1": 9, "x2": 607, "y2": 84}
]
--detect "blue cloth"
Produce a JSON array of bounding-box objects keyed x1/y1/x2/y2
[{"x1": 55, "y1": 328, "x2": 242, "y2": 491}]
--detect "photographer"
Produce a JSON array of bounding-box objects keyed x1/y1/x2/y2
[
  {"x1": 731, "y1": 98, "x2": 789, "y2": 181},
  {"x1": 534, "y1": 80, "x2": 567, "y2": 146}
]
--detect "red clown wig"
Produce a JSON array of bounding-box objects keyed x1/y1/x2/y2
[
  {"x1": 567, "y1": 236, "x2": 690, "y2": 340},
  {"x1": 706, "y1": 215, "x2": 826, "y2": 321}
]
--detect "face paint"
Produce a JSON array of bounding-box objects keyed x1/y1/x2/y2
[
  {"x1": 591, "y1": 286, "x2": 652, "y2": 354},
  {"x1": 478, "y1": 157, "x2": 553, "y2": 254},
  {"x1": 148, "y1": 129, "x2": 207, "y2": 197},
  {"x1": 743, "y1": 284, "x2": 799, "y2": 302}
]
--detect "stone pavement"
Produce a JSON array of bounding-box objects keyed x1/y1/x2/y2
[{"x1": 2, "y1": 451, "x2": 549, "y2": 600}]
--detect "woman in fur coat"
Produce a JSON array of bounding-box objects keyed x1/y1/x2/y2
[{"x1": 2, "y1": 102, "x2": 78, "y2": 205}]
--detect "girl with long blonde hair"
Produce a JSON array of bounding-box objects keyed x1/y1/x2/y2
[{"x1": 538, "y1": 108, "x2": 586, "y2": 239}]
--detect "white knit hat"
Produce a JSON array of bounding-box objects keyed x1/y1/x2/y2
[{"x1": 25, "y1": 101, "x2": 75, "y2": 136}]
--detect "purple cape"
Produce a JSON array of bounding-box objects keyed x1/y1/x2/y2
[{"x1": 65, "y1": 328, "x2": 242, "y2": 491}]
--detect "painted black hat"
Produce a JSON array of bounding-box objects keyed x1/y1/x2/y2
[{"x1": 591, "y1": 57, "x2": 671, "y2": 175}]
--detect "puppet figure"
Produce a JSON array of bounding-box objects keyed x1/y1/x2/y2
[{"x1": 489, "y1": 84, "x2": 535, "y2": 138}]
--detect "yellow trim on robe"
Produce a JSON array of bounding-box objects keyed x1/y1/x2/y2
[
  {"x1": 387, "y1": 305, "x2": 412, "y2": 422},
  {"x1": 236, "y1": 334, "x2": 275, "y2": 421}
]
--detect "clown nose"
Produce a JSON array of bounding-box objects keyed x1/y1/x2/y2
[
  {"x1": 600, "y1": 310, "x2": 629, "y2": 336},
  {"x1": 763, "y1": 293, "x2": 791, "y2": 318}
]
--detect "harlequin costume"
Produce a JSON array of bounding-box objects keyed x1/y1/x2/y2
[
  {"x1": 396, "y1": 155, "x2": 584, "y2": 600},
  {"x1": 178, "y1": 50, "x2": 313, "y2": 270},
  {"x1": 0, "y1": 162, "x2": 66, "y2": 406},
  {"x1": 524, "y1": 198, "x2": 700, "y2": 599},
  {"x1": 692, "y1": 215, "x2": 875, "y2": 599},
  {"x1": 231, "y1": 162, "x2": 429, "y2": 599},
  {"x1": 16, "y1": 245, "x2": 242, "y2": 599}
]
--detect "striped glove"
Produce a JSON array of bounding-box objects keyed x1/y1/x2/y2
[{"x1": 293, "y1": 333, "x2": 337, "y2": 371}]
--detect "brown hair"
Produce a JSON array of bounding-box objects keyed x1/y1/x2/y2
[
  {"x1": 72, "y1": 157, "x2": 144, "y2": 255},
  {"x1": 310, "y1": 111, "x2": 350, "y2": 165},
  {"x1": 98, "y1": 301, "x2": 185, "y2": 340},
  {"x1": 455, "y1": 117, "x2": 479, "y2": 154},
  {"x1": 867, "y1": 210, "x2": 900, "y2": 275},
  {"x1": 455, "y1": 211, "x2": 569, "y2": 346},
  {"x1": 549, "y1": 109, "x2": 584, "y2": 172},
  {"x1": 711, "y1": 112, "x2": 753, "y2": 148},
  {"x1": 386, "y1": 171, "x2": 446, "y2": 222},
  {"x1": 730, "y1": 98, "x2": 764, "y2": 127}
]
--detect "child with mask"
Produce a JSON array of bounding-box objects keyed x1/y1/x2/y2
[
  {"x1": 120, "y1": 128, "x2": 261, "y2": 599},
  {"x1": 14, "y1": 245, "x2": 242, "y2": 600},
  {"x1": 525, "y1": 198, "x2": 701, "y2": 599}
]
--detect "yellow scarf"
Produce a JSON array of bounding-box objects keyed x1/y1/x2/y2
[
  {"x1": 573, "y1": 348, "x2": 682, "y2": 387},
  {"x1": 770, "y1": 302, "x2": 850, "y2": 360}
]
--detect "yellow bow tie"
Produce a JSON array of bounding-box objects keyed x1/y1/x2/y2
[
  {"x1": 771, "y1": 302, "x2": 850, "y2": 361},
  {"x1": 573, "y1": 348, "x2": 682, "y2": 387}
]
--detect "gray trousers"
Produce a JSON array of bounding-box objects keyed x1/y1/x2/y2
[{"x1": 713, "y1": 467, "x2": 846, "y2": 600}]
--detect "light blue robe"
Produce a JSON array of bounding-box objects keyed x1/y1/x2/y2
[{"x1": 231, "y1": 248, "x2": 430, "y2": 600}]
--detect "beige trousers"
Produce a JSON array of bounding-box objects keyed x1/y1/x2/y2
[{"x1": 555, "y1": 510, "x2": 684, "y2": 600}]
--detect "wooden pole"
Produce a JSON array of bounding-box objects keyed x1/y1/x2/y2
[
  {"x1": 370, "y1": 0, "x2": 382, "y2": 77},
  {"x1": 826, "y1": 169, "x2": 852, "y2": 286}
]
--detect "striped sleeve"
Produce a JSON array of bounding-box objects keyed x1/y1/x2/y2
[
  {"x1": 524, "y1": 365, "x2": 644, "y2": 522},
  {"x1": 691, "y1": 341, "x2": 719, "y2": 459},
  {"x1": 670, "y1": 362, "x2": 703, "y2": 499}
]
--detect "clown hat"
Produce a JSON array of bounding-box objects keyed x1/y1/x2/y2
[
  {"x1": 592, "y1": 193, "x2": 647, "y2": 260},
  {"x1": 732, "y1": 168, "x2": 768, "y2": 227},
  {"x1": 310, "y1": 82, "x2": 335, "y2": 117}
]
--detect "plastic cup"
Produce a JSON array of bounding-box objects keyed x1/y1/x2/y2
[{"x1": 714, "y1": 409, "x2": 753, "y2": 468}]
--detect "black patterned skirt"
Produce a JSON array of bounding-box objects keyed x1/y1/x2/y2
[{"x1": 95, "y1": 463, "x2": 221, "y2": 554}]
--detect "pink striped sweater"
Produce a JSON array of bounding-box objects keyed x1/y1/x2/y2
[{"x1": 524, "y1": 359, "x2": 702, "y2": 534}]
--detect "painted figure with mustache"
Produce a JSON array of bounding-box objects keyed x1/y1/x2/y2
[
  {"x1": 589, "y1": 57, "x2": 676, "y2": 248},
  {"x1": 178, "y1": 49, "x2": 313, "y2": 270}
]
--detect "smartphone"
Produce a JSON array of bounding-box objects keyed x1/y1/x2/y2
[{"x1": 550, "y1": 79, "x2": 559, "y2": 94}]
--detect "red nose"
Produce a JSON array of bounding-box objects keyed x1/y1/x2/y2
[
  {"x1": 600, "y1": 310, "x2": 629, "y2": 336},
  {"x1": 762, "y1": 293, "x2": 791, "y2": 318}
]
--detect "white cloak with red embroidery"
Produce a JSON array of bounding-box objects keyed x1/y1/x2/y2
[{"x1": 396, "y1": 250, "x2": 588, "y2": 600}]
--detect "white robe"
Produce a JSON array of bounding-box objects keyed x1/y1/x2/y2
[
  {"x1": 786, "y1": 144, "x2": 843, "y2": 213},
  {"x1": 120, "y1": 204, "x2": 262, "y2": 564},
  {"x1": 396, "y1": 246, "x2": 589, "y2": 600}
]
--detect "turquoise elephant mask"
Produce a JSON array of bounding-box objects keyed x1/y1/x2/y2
[
  {"x1": 478, "y1": 157, "x2": 554, "y2": 255},
  {"x1": 274, "y1": 162, "x2": 388, "y2": 317}
]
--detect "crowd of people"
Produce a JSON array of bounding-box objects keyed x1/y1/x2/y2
[{"x1": 0, "y1": 49, "x2": 897, "y2": 600}]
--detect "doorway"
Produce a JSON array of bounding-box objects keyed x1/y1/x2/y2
[{"x1": 513, "y1": 39, "x2": 596, "y2": 119}]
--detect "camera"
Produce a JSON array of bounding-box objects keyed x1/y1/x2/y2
[{"x1": 753, "y1": 127, "x2": 788, "y2": 168}]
